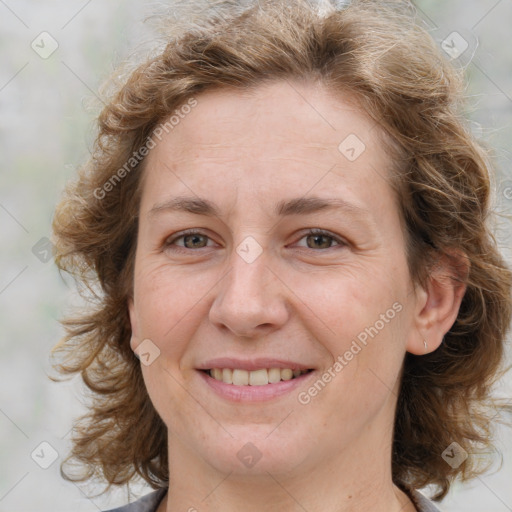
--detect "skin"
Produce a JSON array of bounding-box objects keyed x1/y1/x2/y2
[{"x1": 128, "y1": 79, "x2": 466, "y2": 512}]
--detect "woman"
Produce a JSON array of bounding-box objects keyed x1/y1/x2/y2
[{"x1": 51, "y1": 1, "x2": 512, "y2": 511}]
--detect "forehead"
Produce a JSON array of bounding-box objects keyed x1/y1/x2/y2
[
  {"x1": 140, "y1": 80, "x2": 396, "y2": 215},
  {"x1": 162, "y1": 81, "x2": 382, "y2": 155}
]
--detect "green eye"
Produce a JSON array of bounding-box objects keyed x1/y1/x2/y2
[
  {"x1": 296, "y1": 229, "x2": 346, "y2": 250},
  {"x1": 164, "y1": 230, "x2": 214, "y2": 251},
  {"x1": 163, "y1": 228, "x2": 346, "y2": 253},
  {"x1": 180, "y1": 233, "x2": 209, "y2": 249}
]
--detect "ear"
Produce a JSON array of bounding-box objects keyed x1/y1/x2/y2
[
  {"x1": 407, "y1": 249, "x2": 469, "y2": 355},
  {"x1": 128, "y1": 296, "x2": 139, "y2": 352}
]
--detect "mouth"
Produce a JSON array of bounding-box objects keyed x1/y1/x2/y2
[
  {"x1": 200, "y1": 367, "x2": 314, "y2": 386},
  {"x1": 197, "y1": 367, "x2": 316, "y2": 402}
]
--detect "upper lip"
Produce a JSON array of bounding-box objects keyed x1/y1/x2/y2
[{"x1": 196, "y1": 358, "x2": 314, "y2": 371}]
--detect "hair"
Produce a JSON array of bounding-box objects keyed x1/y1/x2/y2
[{"x1": 51, "y1": 0, "x2": 512, "y2": 501}]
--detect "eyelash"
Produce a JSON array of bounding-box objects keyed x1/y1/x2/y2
[{"x1": 163, "y1": 228, "x2": 347, "y2": 253}]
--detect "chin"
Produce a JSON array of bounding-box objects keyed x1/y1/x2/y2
[{"x1": 198, "y1": 426, "x2": 311, "y2": 476}]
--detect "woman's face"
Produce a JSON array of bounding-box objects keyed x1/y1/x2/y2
[{"x1": 129, "y1": 80, "x2": 422, "y2": 479}]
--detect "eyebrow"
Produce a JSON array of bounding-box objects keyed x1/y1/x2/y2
[{"x1": 148, "y1": 195, "x2": 370, "y2": 219}]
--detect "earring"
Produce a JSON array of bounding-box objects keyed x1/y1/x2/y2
[{"x1": 423, "y1": 339, "x2": 428, "y2": 352}]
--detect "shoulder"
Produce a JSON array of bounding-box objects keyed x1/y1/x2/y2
[
  {"x1": 409, "y1": 489, "x2": 443, "y2": 512},
  {"x1": 102, "y1": 488, "x2": 167, "y2": 512}
]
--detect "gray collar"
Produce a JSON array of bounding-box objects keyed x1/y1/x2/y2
[{"x1": 409, "y1": 489, "x2": 443, "y2": 512}]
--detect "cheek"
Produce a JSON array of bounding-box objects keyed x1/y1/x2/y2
[
  {"x1": 132, "y1": 263, "x2": 204, "y2": 348},
  {"x1": 290, "y1": 259, "x2": 410, "y2": 408},
  {"x1": 132, "y1": 260, "x2": 231, "y2": 373},
  {"x1": 290, "y1": 263, "x2": 405, "y2": 345},
  {"x1": 134, "y1": 265, "x2": 208, "y2": 422}
]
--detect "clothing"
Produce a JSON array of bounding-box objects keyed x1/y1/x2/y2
[
  {"x1": 103, "y1": 488, "x2": 166, "y2": 512},
  {"x1": 103, "y1": 487, "x2": 442, "y2": 511},
  {"x1": 409, "y1": 489, "x2": 443, "y2": 511}
]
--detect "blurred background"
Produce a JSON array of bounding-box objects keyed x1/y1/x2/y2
[{"x1": 0, "y1": 1, "x2": 511, "y2": 510}]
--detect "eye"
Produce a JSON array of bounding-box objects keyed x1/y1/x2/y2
[
  {"x1": 294, "y1": 229, "x2": 346, "y2": 250},
  {"x1": 163, "y1": 230, "x2": 216, "y2": 251},
  {"x1": 162, "y1": 228, "x2": 346, "y2": 253}
]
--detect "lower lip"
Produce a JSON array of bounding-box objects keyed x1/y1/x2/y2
[{"x1": 197, "y1": 370, "x2": 315, "y2": 402}]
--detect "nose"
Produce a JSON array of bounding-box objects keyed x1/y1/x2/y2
[{"x1": 209, "y1": 249, "x2": 290, "y2": 339}]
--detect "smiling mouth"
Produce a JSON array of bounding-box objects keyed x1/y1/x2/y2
[{"x1": 201, "y1": 368, "x2": 314, "y2": 386}]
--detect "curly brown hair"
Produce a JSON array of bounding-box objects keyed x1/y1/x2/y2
[{"x1": 51, "y1": 0, "x2": 512, "y2": 501}]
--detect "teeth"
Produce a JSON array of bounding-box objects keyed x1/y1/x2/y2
[
  {"x1": 232, "y1": 369, "x2": 249, "y2": 385},
  {"x1": 249, "y1": 369, "x2": 268, "y2": 386},
  {"x1": 268, "y1": 368, "x2": 281, "y2": 383},
  {"x1": 281, "y1": 368, "x2": 293, "y2": 381},
  {"x1": 208, "y1": 368, "x2": 310, "y2": 385},
  {"x1": 222, "y1": 368, "x2": 233, "y2": 384}
]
